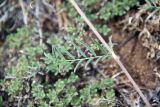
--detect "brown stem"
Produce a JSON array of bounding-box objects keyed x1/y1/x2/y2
[{"x1": 69, "y1": 0, "x2": 151, "y2": 107}]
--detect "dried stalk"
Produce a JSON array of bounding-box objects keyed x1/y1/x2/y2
[
  {"x1": 55, "y1": 0, "x2": 68, "y2": 30},
  {"x1": 69, "y1": 0, "x2": 151, "y2": 107},
  {"x1": 19, "y1": 0, "x2": 28, "y2": 25},
  {"x1": 35, "y1": 0, "x2": 43, "y2": 46}
]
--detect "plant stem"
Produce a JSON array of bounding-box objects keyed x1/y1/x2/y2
[
  {"x1": 69, "y1": 0, "x2": 151, "y2": 107},
  {"x1": 19, "y1": 0, "x2": 28, "y2": 25},
  {"x1": 66, "y1": 55, "x2": 107, "y2": 62}
]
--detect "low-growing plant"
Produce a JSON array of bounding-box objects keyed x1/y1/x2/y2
[
  {"x1": 62, "y1": 0, "x2": 139, "y2": 37},
  {"x1": 0, "y1": 0, "x2": 141, "y2": 106},
  {"x1": 0, "y1": 26, "x2": 115, "y2": 106},
  {"x1": 5, "y1": 27, "x2": 31, "y2": 49}
]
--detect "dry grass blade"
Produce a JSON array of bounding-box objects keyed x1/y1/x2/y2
[
  {"x1": 35, "y1": 0, "x2": 43, "y2": 46},
  {"x1": 19, "y1": 0, "x2": 28, "y2": 25},
  {"x1": 69, "y1": 0, "x2": 152, "y2": 107}
]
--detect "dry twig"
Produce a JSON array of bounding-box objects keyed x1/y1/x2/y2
[
  {"x1": 35, "y1": 0, "x2": 43, "y2": 46},
  {"x1": 69, "y1": 0, "x2": 151, "y2": 106},
  {"x1": 55, "y1": 0, "x2": 68, "y2": 30},
  {"x1": 19, "y1": 0, "x2": 28, "y2": 25}
]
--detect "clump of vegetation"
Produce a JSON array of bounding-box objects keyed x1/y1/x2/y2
[
  {"x1": 0, "y1": 0, "x2": 141, "y2": 106},
  {"x1": 0, "y1": 27, "x2": 114, "y2": 106},
  {"x1": 63, "y1": 0, "x2": 139, "y2": 36}
]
